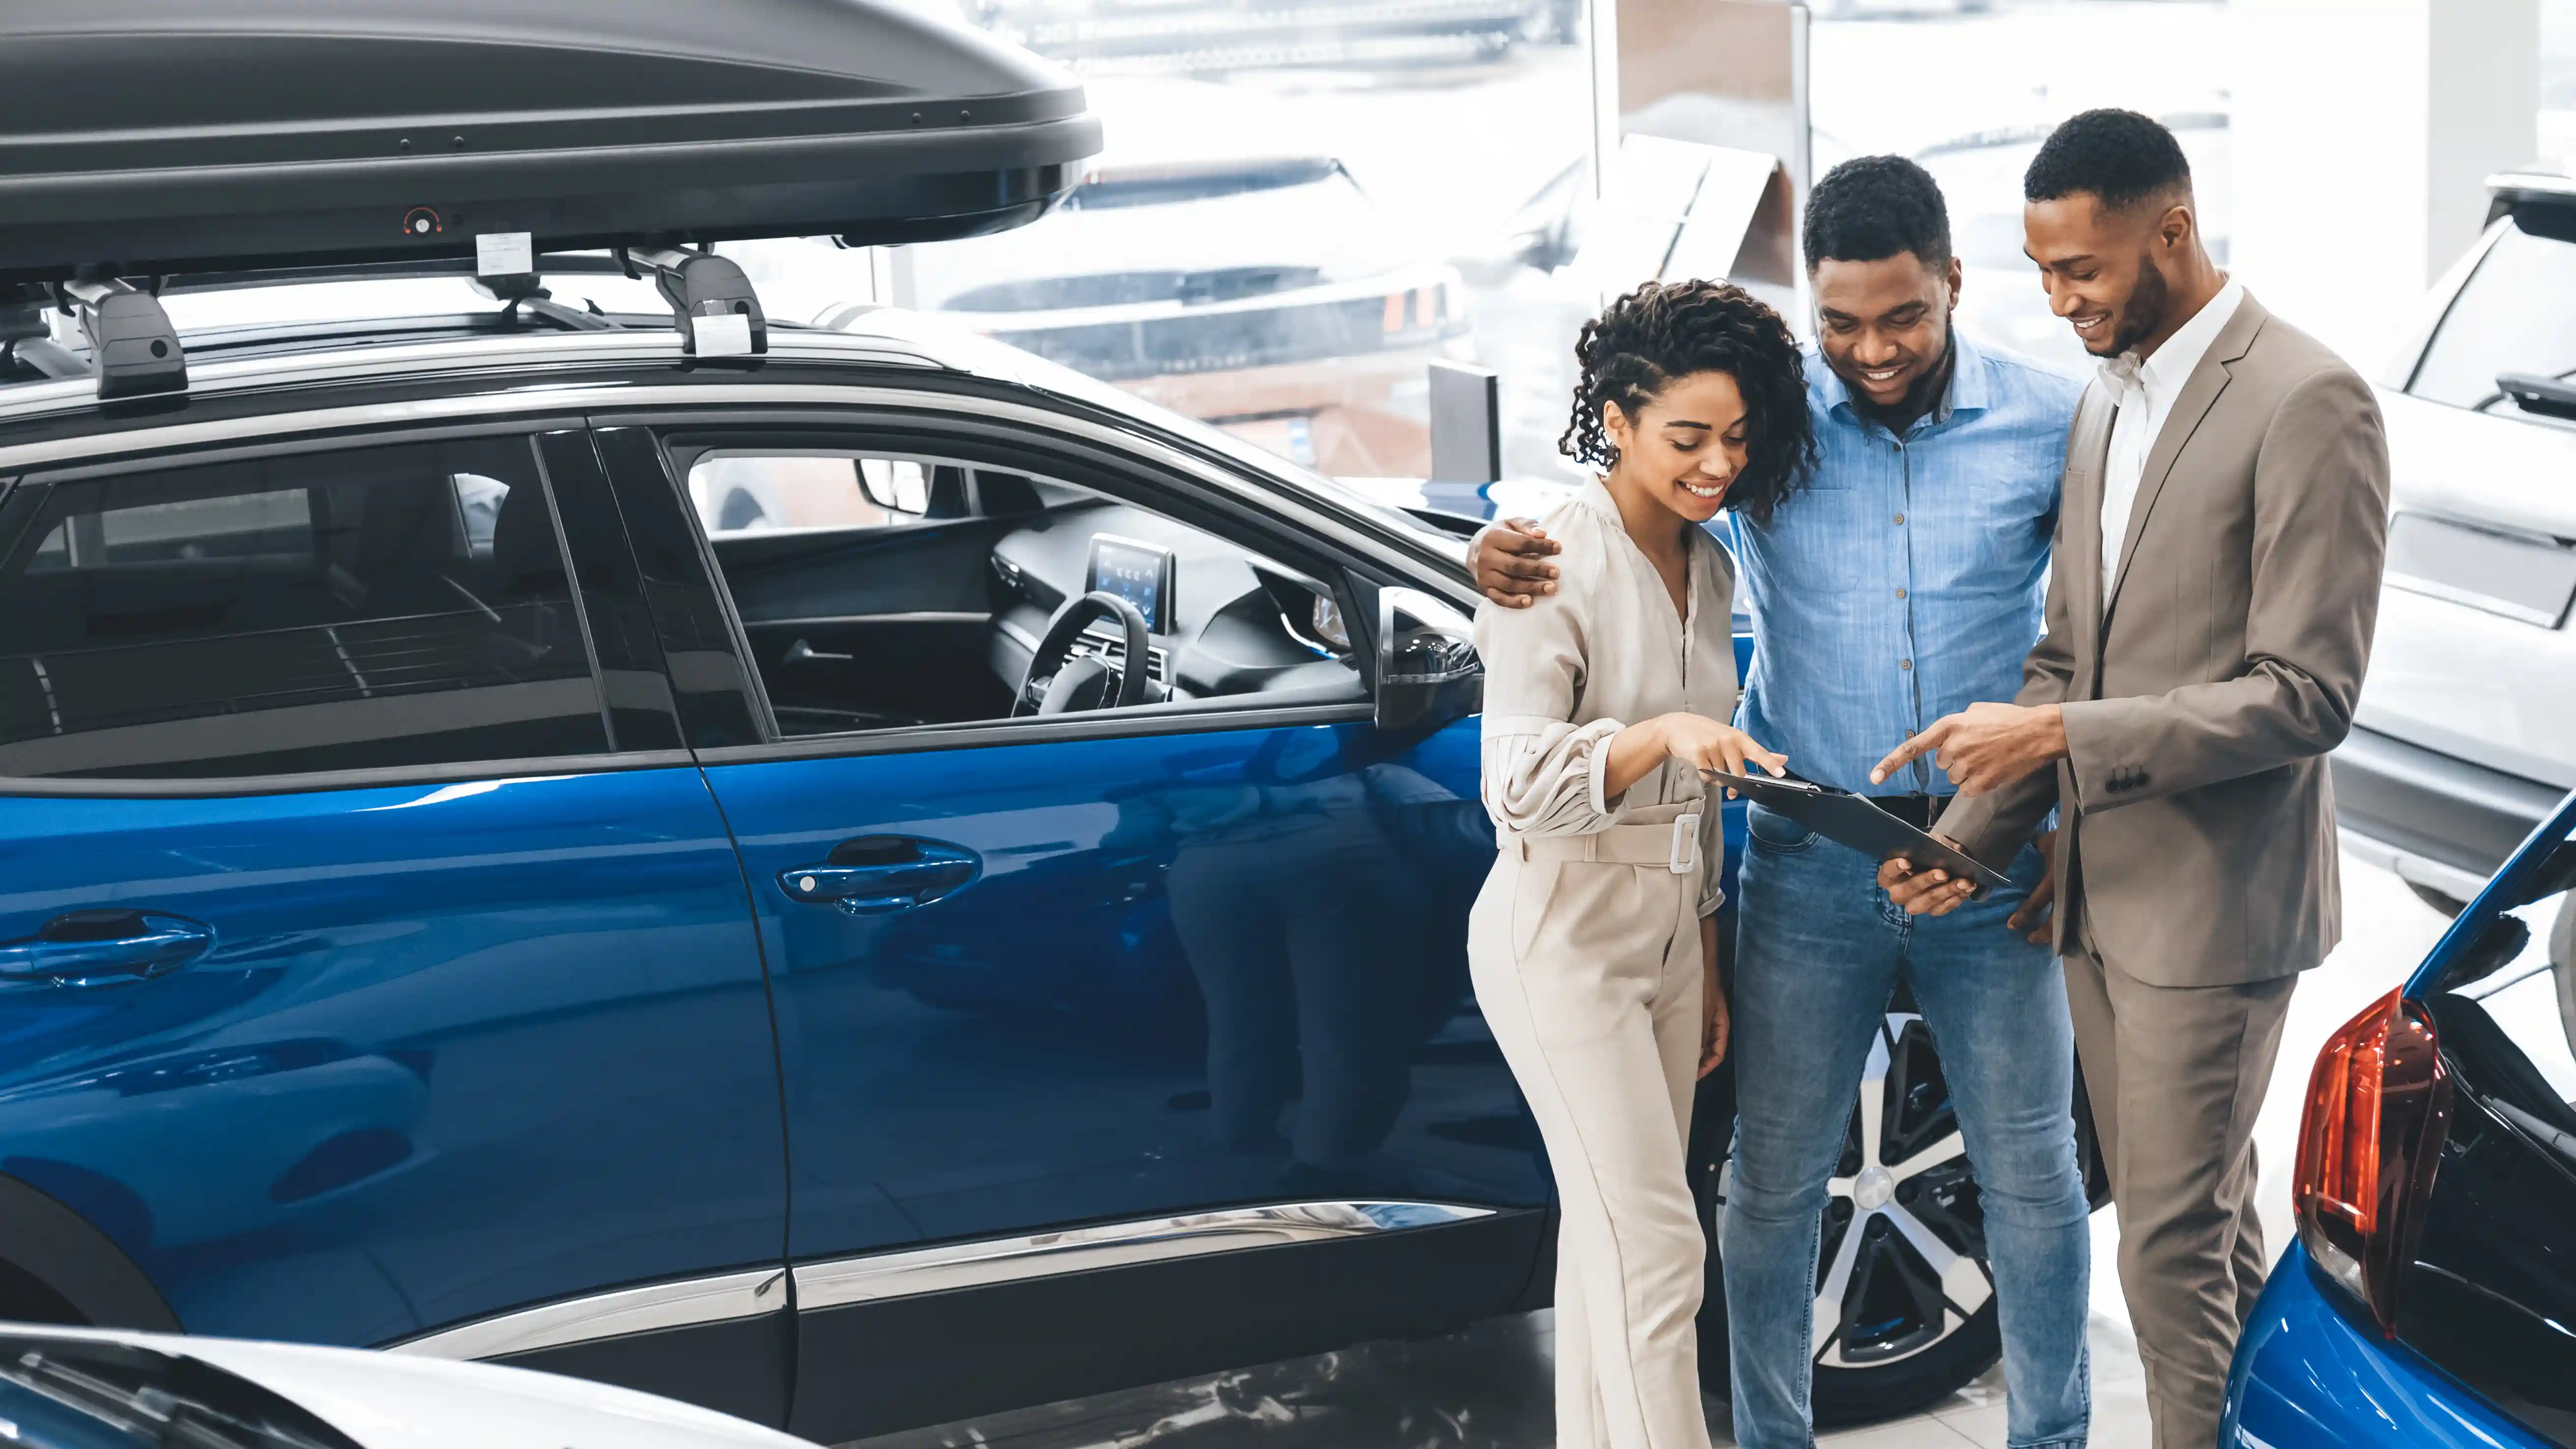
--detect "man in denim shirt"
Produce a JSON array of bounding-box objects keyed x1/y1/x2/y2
[{"x1": 1472, "y1": 158, "x2": 2092, "y2": 1449}]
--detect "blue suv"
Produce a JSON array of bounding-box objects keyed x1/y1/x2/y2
[{"x1": 0, "y1": 4, "x2": 2089, "y2": 1441}]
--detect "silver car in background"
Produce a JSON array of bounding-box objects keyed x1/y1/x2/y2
[{"x1": 2336, "y1": 166, "x2": 2576, "y2": 914}]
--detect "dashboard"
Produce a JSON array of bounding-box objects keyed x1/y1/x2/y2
[{"x1": 986, "y1": 501, "x2": 1359, "y2": 706}]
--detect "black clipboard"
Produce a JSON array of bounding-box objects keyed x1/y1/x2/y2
[{"x1": 1701, "y1": 769, "x2": 2011, "y2": 897}]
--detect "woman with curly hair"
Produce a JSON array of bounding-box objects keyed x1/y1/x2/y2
[{"x1": 1469, "y1": 278, "x2": 1814, "y2": 1449}]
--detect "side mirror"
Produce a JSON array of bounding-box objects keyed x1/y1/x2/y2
[{"x1": 1376, "y1": 586, "x2": 1482, "y2": 736}]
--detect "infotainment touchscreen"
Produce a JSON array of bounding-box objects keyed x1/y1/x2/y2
[{"x1": 1085, "y1": 534, "x2": 1177, "y2": 635}]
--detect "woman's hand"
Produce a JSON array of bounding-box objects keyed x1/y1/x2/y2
[
  {"x1": 1698, "y1": 914, "x2": 1729, "y2": 1078},
  {"x1": 1658, "y1": 713, "x2": 1787, "y2": 796},
  {"x1": 1601, "y1": 715, "x2": 1785, "y2": 808}
]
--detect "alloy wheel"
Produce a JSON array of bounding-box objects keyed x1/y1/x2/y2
[
  {"x1": 1814, "y1": 1013, "x2": 1990, "y2": 1367},
  {"x1": 1715, "y1": 1012, "x2": 1992, "y2": 1370}
]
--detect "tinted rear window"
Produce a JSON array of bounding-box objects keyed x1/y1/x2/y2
[
  {"x1": 0, "y1": 436, "x2": 610, "y2": 779},
  {"x1": 2408, "y1": 215, "x2": 2576, "y2": 423}
]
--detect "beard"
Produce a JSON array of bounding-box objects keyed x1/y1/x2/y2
[
  {"x1": 1847, "y1": 324, "x2": 1957, "y2": 428},
  {"x1": 2105, "y1": 256, "x2": 2172, "y2": 357}
]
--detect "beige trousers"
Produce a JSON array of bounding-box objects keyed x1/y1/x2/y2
[
  {"x1": 1470, "y1": 819, "x2": 1711, "y2": 1449},
  {"x1": 2063, "y1": 937, "x2": 2295, "y2": 1449}
]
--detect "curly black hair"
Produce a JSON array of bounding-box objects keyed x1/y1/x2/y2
[
  {"x1": 2023, "y1": 108, "x2": 2192, "y2": 213},
  {"x1": 1805, "y1": 155, "x2": 1951, "y2": 270},
  {"x1": 1558, "y1": 279, "x2": 1815, "y2": 526}
]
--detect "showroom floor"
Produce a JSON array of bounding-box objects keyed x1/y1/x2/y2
[{"x1": 848, "y1": 854, "x2": 2452, "y2": 1449}]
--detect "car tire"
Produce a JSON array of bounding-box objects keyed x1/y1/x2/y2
[{"x1": 1692, "y1": 1012, "x2": 2012, "y2": 1427}]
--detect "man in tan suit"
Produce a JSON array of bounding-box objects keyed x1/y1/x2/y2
[{"x1": 1872, "y1": 110, "x2": 2390, "y2": 1449}]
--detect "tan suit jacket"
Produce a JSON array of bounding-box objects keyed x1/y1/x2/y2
[{"x1": 1937, "y1": 293, "x2": 2391, "y2": 987}]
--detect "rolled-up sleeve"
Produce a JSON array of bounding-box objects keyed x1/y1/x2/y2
[{"x1": 1474, "y1": 564, "x2": 1629, "y2": 837}]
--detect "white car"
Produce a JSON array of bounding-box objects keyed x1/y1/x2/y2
[
  {"x1": 2335, "y1": 166, "x2": 2576, "y2": 914},
  {"x1": 0, "y1": 1323, "x2": 816, "y2": 1449},
  {"x1": 885, "y1": 78, "x2": 1474, "y2": 478}
]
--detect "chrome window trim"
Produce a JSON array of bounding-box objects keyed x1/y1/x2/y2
[
  {"x1": 376, "y1": 1200, "x2": 1495, "y2": 1361},
  {"x1": 0, "y1": 749, "x2": 700, "y2": 800},
  {"x1": 792, "y1": 1200, "x2": 1498, "y2": 1312},
  {"x1": 387, "y1": 1265, "x2": 787, "y2": 1362},
  {"x1": 692, "y1": 700, "x2": 1374, "y2": 766},
  {"x1": 0, "y1": 384, "x2": 1483, "y2": 614}
]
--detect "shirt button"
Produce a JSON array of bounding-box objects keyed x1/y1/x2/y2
[
  {"x1": 1895, "y1": 587, "x2": 1907, "y2": 599},
  {"x1": 1894, "y1": 512, "x2": 1907, "y2": 525},
  {"x1": 1900, "y1": 658, "x2": 1913, "y2": 670}
]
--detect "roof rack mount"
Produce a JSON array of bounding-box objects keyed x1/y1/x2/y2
[
  {"x1": 11, "y1": 279, "x2": 191, "y2": 400},
  {"x1": 626, "y1": 245, "x2": 768, "y2": 358},
  {"x1": 470, "y1": 237, "x2": 767, "y2": 354}
]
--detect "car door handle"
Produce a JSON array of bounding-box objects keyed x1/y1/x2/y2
[
  {"x1": 779, "y1": 839, "x2": 981, "y2": 915},
  {"x1": 0, "y1": 910, "x2": 216, "y2": 986}
]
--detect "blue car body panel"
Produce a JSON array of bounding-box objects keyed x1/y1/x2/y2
[
  {"x1": 699, "y1": 715, "x2": 1546, "y2": 1264},
  {"x1": 2223, "y1": 791, "x2": 2576, "y2": 1449},
  {"x1": 0, "y1": 768, "x2": 786, "y2": 1344},
  {"x1": 2225, "y1": 1243, "x2": 2558, "y2": 1449}
]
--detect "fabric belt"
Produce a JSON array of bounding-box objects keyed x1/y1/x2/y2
[{"x1": 1513, "y1": 810, "x2": 1702, "y2": 874}]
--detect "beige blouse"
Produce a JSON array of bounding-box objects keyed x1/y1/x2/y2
[{"x1": 1475, "y1": 482, "x2": 1739, "y2": 918}]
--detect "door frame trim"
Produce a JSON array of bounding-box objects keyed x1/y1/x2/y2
[
  {"x1": 793, "y1": 1200, "x2": 1496, "y2": 1312},
  {"x1": 386, "y1": 1266, "x2": 788, "y2": 1362},
  {"x1": 381, "y1": 1199, "x2": 1494, "y2": 1360}
]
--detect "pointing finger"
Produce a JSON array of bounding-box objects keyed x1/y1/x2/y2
[{"x1": 1870, "y1": 721, "x2": 1950, "y2": 785}]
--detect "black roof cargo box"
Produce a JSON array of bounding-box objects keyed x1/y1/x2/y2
[{"x1": 0, "y1": 0, "x2": 1103, "y2": 286}]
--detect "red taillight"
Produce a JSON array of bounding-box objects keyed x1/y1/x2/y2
[{"x1": 2293, "y1": 989, "x2": 2452, "y2": 1334}]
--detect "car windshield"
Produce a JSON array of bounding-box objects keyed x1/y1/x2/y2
[
  {"x1": 0, "y1": 1335, "x2": 362, "y2": 1449},
  {"x1": 983, "y1": 335, "x2": 1471, "y2": 564}
]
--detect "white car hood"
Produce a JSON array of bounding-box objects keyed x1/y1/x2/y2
[{"x1": 13, "y1": 1325, "x2": 816, "y2": 1449}]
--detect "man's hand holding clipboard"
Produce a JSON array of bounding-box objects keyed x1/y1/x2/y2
[{"x1": 1699, "y1": 769, "x2": 2011, "y2": 899}]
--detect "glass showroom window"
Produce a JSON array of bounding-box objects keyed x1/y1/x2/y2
[{"x1": 877, "y1": 8, "x2": 1597, "y2": 483}]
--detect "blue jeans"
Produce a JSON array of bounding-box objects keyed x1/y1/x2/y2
[{"x1": 1723, "y1": 803, "x2": 2090, "y2": 1449}]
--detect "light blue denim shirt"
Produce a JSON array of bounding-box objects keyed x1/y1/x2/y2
[{"x1": 1734, "y1": 331, "x2": 2084, "y2": 796}]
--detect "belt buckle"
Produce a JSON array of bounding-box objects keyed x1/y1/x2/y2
[{"x1": 1669, "y1": 811, "x2": 1701, "y2": 874}]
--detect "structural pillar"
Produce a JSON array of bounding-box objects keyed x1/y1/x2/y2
[{"x1": 2233, "y1": 0, "x2": 2538, "y2": 371}]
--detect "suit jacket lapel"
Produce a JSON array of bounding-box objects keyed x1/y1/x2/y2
[
  {"x1": 2064, "y1": 387, "x2": 2114, "y2": 656},
  {"x1": 2102, "y1": 295, "x2": 2270, "y2": 618}
]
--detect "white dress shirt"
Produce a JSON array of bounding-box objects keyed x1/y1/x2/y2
[{"x1": 2098, "y1": 275, "x2": 2244, "y2": 586}]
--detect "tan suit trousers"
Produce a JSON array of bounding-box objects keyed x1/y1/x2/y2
[{"x1": 2064, "y1": 915, "x2": 2293, "y2": 1449}]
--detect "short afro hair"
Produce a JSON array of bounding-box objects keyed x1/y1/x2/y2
[
  {"x1": 1558, "y1": 279, "x2": 1815, "y2": 526},
  {"x1": 2023, "y1": 109, "x2": 2192, "y2": 213},
  {"x1": 1804, "y1": 155, "x2": 1951, "y2": 271}
]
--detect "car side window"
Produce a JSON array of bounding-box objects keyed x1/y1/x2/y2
[
  {"x1": 688, "y1": 453, "x2": 965, "y2": 536},
  {"x1": 2407, "y1": 218, "x2": 2576, "y2": 424},
  {"x1": 670, "y1": 438, "x2": 1363, "y2": 741},
  {"x1": 0, "y1": 436, "x2": 611, "y2": 780}
]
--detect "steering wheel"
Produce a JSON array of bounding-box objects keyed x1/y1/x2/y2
[{"x1": 1015, "y1": 590, "x2": 1158, "y2": 717}]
